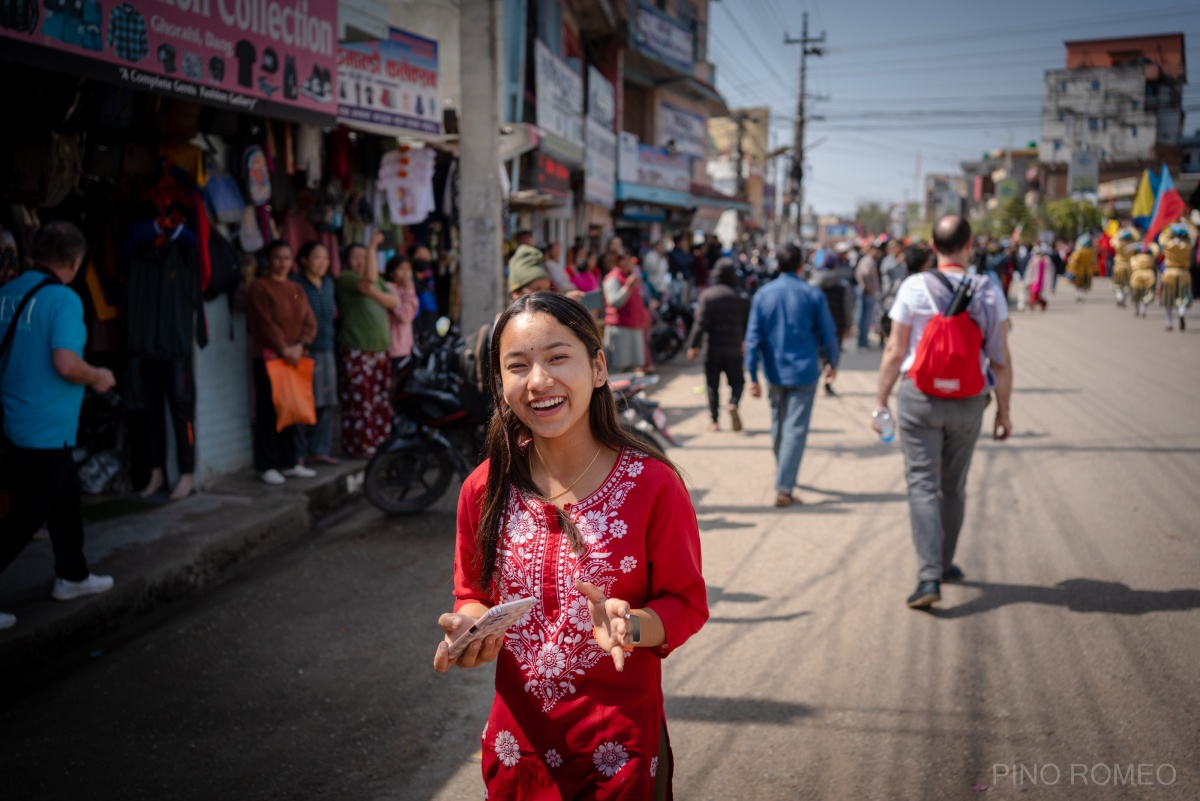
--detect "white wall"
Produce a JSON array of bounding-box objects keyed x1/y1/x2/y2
[
  {"x1": 194, "y1": 298, "x2": 252, "y2": 486},
  {"x1": 1040, "y1": 66, "x2": 1157, "y2": 164}
]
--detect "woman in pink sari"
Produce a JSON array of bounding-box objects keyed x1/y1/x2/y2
[
  {"x1": 1025, "y1": 245, "x2": 1052, "y2": 311},
  {"x1": 570, "y1": 250, "x2": 603, "y2": 293}
]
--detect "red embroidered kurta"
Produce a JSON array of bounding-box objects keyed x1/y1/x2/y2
[{"x1": 453, "y1": 447, "x2": 708, "y2": 800}]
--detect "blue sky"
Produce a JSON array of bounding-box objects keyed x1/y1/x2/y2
[{"x1": 706, "y1": 0, "x2": 1200, "y2": 215}]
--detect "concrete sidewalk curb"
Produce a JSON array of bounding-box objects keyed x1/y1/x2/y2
[{"x1": 0, "y1": 463, "x2": 366, "y2": 678}]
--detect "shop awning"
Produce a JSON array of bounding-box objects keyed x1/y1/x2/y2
[
  {"x1": 622, "y1": 49, "x2": 730, "y2": 118},
  {"x1": 690, "y1": 182, "x2": 751, "y2": 212},
  {"x1": 616, "y1": 181, "x2": 693, "y2": 209},
  {"x1": 509, "y1": 190, "x2": 567, "y2": 210},
  {"x1": 339, "y1": 117, "x2": 454, "y2": 144}
]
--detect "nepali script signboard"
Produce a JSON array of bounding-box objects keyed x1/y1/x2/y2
[
  {"x1": 0, "y1": 0, "x2": 339, "y2": 124},
  {"x1": 534, "y1": 39, "x2": 584, "y2": 153},
  {"x1": 337, "y1": 28, "x2": 441, "y2": 136},
  {"x1": 635, "y1": 3, "x2": 692, "y2": 72}
]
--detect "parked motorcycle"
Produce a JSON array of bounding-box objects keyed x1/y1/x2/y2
[
  {"x1": 649, "y1": 294, "x2": 694, "y2": 364},
  {"x1": 364, "y1": 324, "x2": 680, "y2": 516},
  {"x1": 364, "y1": 320, "x2": 488, "y2": 515},
  {"x1": 610, "y1": 373, "x2": 679, "y2": 453}
]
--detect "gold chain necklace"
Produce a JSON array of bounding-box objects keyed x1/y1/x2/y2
[{"x1": 532, "y1": 444, "x2": 603, "y2": 502}]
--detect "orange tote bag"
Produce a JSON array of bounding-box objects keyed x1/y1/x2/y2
[{"x1": 265, "y1": 357, "x2": 317, "y2": 431}]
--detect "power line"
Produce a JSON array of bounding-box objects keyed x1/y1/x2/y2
[
  {"x1": 710, "y1": 0, "x2": 796, "y2": 90},
  {"x1": 836, "y1": 6, "x2": 1196, "y2": 53}
]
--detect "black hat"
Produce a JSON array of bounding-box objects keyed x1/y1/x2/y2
[{"x1": 262, "y1": 48, "x2": 278, "y2": 73}]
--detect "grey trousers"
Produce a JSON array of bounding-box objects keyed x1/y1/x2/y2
[{"x1": 897, "y1": 380, "x2": 987, "y2": 582}]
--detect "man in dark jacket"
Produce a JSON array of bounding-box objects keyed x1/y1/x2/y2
[
  {"x1": 688, "y1": 258, "x2": 750, "y2": 431},
  {"x1": 809, "y1": 246, "x2": 854, "y2": 395}
]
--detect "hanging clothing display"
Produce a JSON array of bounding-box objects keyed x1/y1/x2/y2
[
  {"x1": 378, "y1": 146, "x2": 436, "y2": 226},
  {"x1": 123, "y1": 223, "x2": 206, "y2": 480}
]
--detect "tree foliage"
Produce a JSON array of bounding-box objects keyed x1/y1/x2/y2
[
  {"x1": 1044, "y1": 199, "x2": 1103, "y2": 242},
  {"x1": 999, "y1": 196, "x2": 1035, "y2": 244},
  {"x1": 855, "y1": 202, "x2": 890, "y2": 237}
]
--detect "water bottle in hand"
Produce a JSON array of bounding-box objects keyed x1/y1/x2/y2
[{"x1": 873, "y1": 408, "x2": 895, "y2": 443}]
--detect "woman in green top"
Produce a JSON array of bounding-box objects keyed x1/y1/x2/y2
[{"x1": 336, "y1": 230, "x2": 400, "y2": 458}]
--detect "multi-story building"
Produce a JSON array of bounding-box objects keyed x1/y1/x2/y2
[
  {"x1": 1039, "y1": 33, "x2": 1187, "y2": 200},
  {"x1": 960, "y1": 147, "x2": 1040, "y2": 219},
  {"x1": 706, "y1": 108, "x2": 769, "y2": 231},
  {"x1": 924, "y1": 173, "x2": 968, "y2": 221},
  {"x1": 613, "y1": 0, "x2": 736, "y2": 248}
]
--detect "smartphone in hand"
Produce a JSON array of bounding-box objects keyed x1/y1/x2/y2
[{"x1": 446, "y1": 597, "x2": 535, "y2": 660}]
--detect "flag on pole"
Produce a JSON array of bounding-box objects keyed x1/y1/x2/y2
[
  {"x1": 1143, "y1": 165, "x2": 1190, "y2": 249},
  {"x1": 1130, "y1": 169, "x2": 1155, "y2": 229}
]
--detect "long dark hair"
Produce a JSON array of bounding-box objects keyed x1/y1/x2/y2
[{"x1": 472, "y1": 292, "x2": 679, "y2": 595}]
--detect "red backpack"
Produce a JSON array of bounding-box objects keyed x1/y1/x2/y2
[{"x1": 909, "y1": 271, "x2": 984, "y2": 399}]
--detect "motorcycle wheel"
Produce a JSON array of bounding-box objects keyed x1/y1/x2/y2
[{"x1": 364, "y1": 442, "x2": 454, "y2": 515}]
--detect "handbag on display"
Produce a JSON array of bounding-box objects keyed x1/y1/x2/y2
[
  {"x1": 238, "y1": 205, "x2": 264, "y2": 253},
  {"x1": 204, "y1": 173, "x2": 245, "y2": 224}
]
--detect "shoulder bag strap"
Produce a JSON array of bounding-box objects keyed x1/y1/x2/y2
[
  {"x1": 921, "y1": 270, "x2": 954, "y2": 316},
  {"x1": 0, "y1": 277, "x2": 52, "y2": 375}
]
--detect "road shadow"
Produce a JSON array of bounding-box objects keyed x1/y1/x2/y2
[
  {"x1": 665, "y1": 695, "x2": 815, "y2": 724},
  {"x1": 696, "y1": 503, "x2": 850, "y2": 516},
  {"x1": 707, "y1": 586, "x2": 769, "y2": 605},
  {"x1": 797, "y1": 484, "x2": 908, "y2": 505},
  {"x1": 697, "y1": 516, "x2": 757, "y2": 532},
  {"x1": 929, "y1": 579, "x2": 1200, "y2": 619},
  {"x1": 708, "y1": 611, "x2": 811, "y2": 624},
  {"x1": 1013, "y1": 387, "x2": 1082, "y2": 395}
]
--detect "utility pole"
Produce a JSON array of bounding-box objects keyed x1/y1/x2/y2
[
  {"x1": 733, "y1": 112, "x2": 748, "y2": 235},
  {"x1": 785, "y1": 13, "x2": 825, "y2": 251},
  {"x1": 459, "y1": 0, "x2": 504, "y2": 336}
]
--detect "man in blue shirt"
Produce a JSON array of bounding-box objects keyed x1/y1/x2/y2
[
  {"x1": 0, "y1": 222, "x2": 117, "y2": 630},
  {"x1": 745, "y1": 243, "x2": 840, "y2": 507}
]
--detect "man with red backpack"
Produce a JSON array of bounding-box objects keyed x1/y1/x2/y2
[{"x1": 872, "y1": 216, "x2": 1013, "y2": 609}]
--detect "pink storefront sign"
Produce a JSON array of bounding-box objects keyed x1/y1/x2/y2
[{"x1": 0, "y1": 0, "x2": 338, "y2": 124}]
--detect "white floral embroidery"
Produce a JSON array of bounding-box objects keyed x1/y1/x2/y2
[
  {"x1": 650, "y1": 755, "x2": 658, "y2": 777},
  {"x1": 579, "y1": 510, "x2": 610, "y2": 543},
  {"x1": 545, "y1": 749, "x2": 563, "y2": 768},
  {"x1": 593, "y1": 741, "x2": 630, "y2": 778},
  {"x1": 566, "y1": 595, "x2": 593, "y2": 632},
  {"x1": 534, "y1": 642, "x2": 567, "y2": 679},
  {"x1": 627, "y1": 460, "x2": 644, "y2": 477},
  {"x1": 494, "y1": 730, "x2": 521, "y2": 768},
  {"x1": 506, "y1": 509, "x2": 537, "y2": 545},
  {"x1": 499, "y1": 449, "x2": 645, "y2": 712}
]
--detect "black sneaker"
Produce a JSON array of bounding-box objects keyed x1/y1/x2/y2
[
  {"x1": 906, "y1": 580, "x2": 941, "y2": 609},
  {"x1": 941, "y1": 565, "x2": 964, "y2": 583}
]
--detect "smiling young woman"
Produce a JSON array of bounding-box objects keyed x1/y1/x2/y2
[{"x1": 432, "y1": 292, "x2": 708, "y2": 800}]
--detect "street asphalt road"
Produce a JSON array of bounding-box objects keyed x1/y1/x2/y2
[{"x1": 2, "y1": 279, "x2": 1198, "y2": 800}]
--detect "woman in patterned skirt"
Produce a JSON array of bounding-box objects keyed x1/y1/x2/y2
[
  {"x1": 1067, "y1": 235, "x2": 1096, "y2": 303},
  {"x1": 433, "y1": 292, "x2": 708, "y2": 800},
  {"x1": 1158, "y1": 221, "x2": 1196, "y2": 331},
  {"x1": 335, "y1": 230, "x2": 396, "y2": 458}
]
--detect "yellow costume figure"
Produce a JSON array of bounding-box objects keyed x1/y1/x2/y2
[
  {"x1": 1109, "y1": 226, "x2": 1139, "y2": 307},
  {"x1": 1158, "y1": 221, "x2": 1196, "y2": 331},
  {"x1": 1128, "y1": 245, "x2": 1160, "y2": 318},
  {"x1": 1067, "y1": 236, "x2": 1096, "y2": 301}
]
